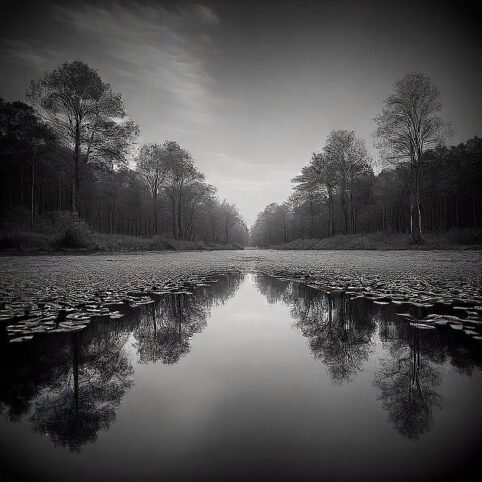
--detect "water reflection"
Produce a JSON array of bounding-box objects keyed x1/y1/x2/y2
[
  {"x1": 134, "y1": 273, "x2": 244, "y2": 365},
  {"x1": 256, "y1": 274, "x2": 376, "y2": 384},
  {"x1": 0, "y1": 272, "x2": 244, "y2": 452},
  {"x1": 255, "y1": 273, "x2": 482, "y2": 440},
  {"x1": 31, "y1": 329, "x2": 134, "y2": 451},
  {"x1": 0, "y1": 270, "x2": 481, "y2": 481},
  {"x1": 134, "y1": 295, "x2": 205, "y2": 365},
  {"x1": 374, "y1": 324, "x2": 442, "y2": 440},
  {"x1": 0, "y1": 318, "x2": 135, "y2": 452}
]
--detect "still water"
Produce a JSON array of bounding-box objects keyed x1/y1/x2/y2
[{"x1": 1, "y1": 273, "x2": 481, "y2": 481}]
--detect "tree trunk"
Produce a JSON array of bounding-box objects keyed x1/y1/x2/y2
[
  {"x1": 20, "y1": 162, "x2": 24, "y2": 207},
  {"x1": 153, "y1": 190, "x2": 158, "y2": 236},
  {"x1": 309, "y1": 198, "x2": 314, "y2": 238},
  {"x1": 31, "y1": 148, "x2": 35, "y2": 232},
  {"x1": 340, "y1": 185, "x2": 348, "y2": 235},
  {"x1": 177, "y1": 192, "x2": 183, "y2": 240},
  {"x1": 455, "y1": 195, "x2": 459, "y2": 228},
  {"x1": 411, "y1": 168, "x2": 423, "y2": 242},
  {"x1": 409, "y1": 200, "x2": 413, "y2": 235},
  {"x1": 349, "y1": 178, "x2": 354, "y2": 234},
  {"x1": 72, "y1": 334, "x2": 79, "y2": 414},
  {"x1": 328, "y1": 190, "x2": 335, "y2": 236},
  {"x1": 473, "y1": 197, "x2": 477, "y2": 229},
  {"x1": 72, "y1": 120, "x2": 81, "y2": 215}
]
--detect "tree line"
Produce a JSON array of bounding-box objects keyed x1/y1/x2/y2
[
  {"x1": 0, "y1": 61, "x2": 248, "y2": 246},
  {"x1": 250, "y1": 73, "x2": 481, "y2": 246}
]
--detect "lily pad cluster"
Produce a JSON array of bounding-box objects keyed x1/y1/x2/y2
[
  {"x1": 1, "y1": 273, "x2": 225, "y2": 343},
  {"x1": 399, "y1": 312, "x2": 482, "y2": 340},
  {"x1": 266, "y1": 270, "x2": 482, "y2": 343},
  {"x1": 0, "y1": 251, "x2": 479, "y2": 345}
]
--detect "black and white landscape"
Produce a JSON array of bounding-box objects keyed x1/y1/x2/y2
[{"x1": 0, "y1": 1, "x2": 481, "y2": 481}]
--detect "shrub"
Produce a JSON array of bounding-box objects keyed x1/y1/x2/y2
[
  {"x1": 56, "y1": 218, "x2": 92, "y2": 249},
  {"x1": 0, "y1": 231, "x2": 52, "y2": 252}
]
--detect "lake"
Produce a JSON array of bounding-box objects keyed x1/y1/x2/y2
[{"x1": 1, "y1": 251, "x2": 481, "y2": 481}]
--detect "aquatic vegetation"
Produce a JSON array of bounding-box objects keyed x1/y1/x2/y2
[{"x1": 0, "y1": 251, "x2": 480, "y2": 346}]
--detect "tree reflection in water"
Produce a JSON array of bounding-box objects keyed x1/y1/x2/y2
[
  {"x1": 255, "y1": 273, "x2": 482, "y2": 442},
  {"x1": 375, "y1": 307, "x2": 482, "y2": 440},
  {"x1": 374, "y1": 320, "x2": 443, "y2": 441},
  {"x1": 30, "y1": 328, "x2": 134, "y2": 451},
  {"x1": 256, "y1": 274, "x2": 376, "y2": 384},
  {"x1": 0, "y1": 272, "x2": 244, "y2": 451},
  {"x1": 0, "y1": 321, "x2": 135, "y2": 452},
  {"x1": 134, "y1": 273, "x2": 244, "y2": 365},
  {"x1": 1, "y1": 272, "x2": 481, "y2": 453}
]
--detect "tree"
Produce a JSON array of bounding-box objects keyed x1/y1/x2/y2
[
  {"x1": 311, "y1": 152, "x2": 337, "y2": 236},
  {"x1": 292, "y1": 164, "x2": 325, "y2": 238},
  {"x1": 220, "y1": 200, "x2": 242, "y2": 244},
  {"x1": 323, "y1": 130, "x2": 371, "y2": 234},
  {"x1": 0, "y1": 99, "x2": 54, "y2": 230},
  {"x1": 27, "y1": 61, "x2": 138, "y2": 213},
  {"x1": 163, "y1": 142, "x2": 204, "y2": 239},
  {"x1": 136, "y1": 143, "x2": 170, "y2": 235},
  {"x1": 183, "y1": 181, "x2": 215, "y2": 241},
  {"x1": 250, "y1": 203, "x2": 289, "y2": 246},
  {"x1": 374, "y1": 322, "x2": 442, "y2": 440},
  {"x1": 375, "y1": 73, "x2": 445, "y2": 242}
]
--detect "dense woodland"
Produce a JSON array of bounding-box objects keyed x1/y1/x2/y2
[
  {"x1": 1, "y1": 65, "x2": 481, "y2": 250},
  {"x1": 0, "y1": 61, "x2": 248, "y2": 247},
  {"x1": 251, "y1": 74, "x2": 482, "y2": 247}
]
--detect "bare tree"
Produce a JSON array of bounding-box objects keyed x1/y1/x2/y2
[{"x1": 374, "y1": 73, "x2": 445, "y2": 241}]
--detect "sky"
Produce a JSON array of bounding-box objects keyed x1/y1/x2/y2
[{"x1": 1, "y1": 0, "x2": 481, "y2": 225}]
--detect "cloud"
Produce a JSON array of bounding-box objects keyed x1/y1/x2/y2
[
  {"x1": 195, "y1": 4, "x2": 220, "y2": 25},
  {"x1": 3, "y1": 39, "x2": 54, "y2": 68},
  {"x1": 58, "y1": 2, "x2": 219, "y2": 123},
  {"x1": 5, "y1": 1, "x2": 221, "y2": 126}
]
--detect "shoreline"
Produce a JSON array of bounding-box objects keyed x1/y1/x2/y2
[
  {"x1": 1, "y1": 229, "x2": 481, "y2": 256},
  {"x1": 265, "y1": 231, "x2": 482, "y2": 252}
]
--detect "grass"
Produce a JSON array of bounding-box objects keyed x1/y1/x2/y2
[
  {"x1": 271, "y1": 229, "x2": 482, "y2": 251},
  {"x1": 2, "y1": 228, "x2": 479, "y2": 254},
  {"x1": 0, "y1": 229, "x2": 244, "y2": 254}
]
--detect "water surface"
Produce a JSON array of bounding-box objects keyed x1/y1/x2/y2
[{"x1": 1, "y1": 272, "x2": 481, "y2": 481}]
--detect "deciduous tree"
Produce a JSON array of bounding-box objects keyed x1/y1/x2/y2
[
  {"x1": 27, "y1": 61, "x2": 138, "y2": 213},
  {"x1": 374, "y1": 73, "x2": 445, "y2": 241}
]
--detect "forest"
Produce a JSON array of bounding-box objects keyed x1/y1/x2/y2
[
  {"x1": 251, "y1": 74, "x2": 481, "y2": 248},
  {"x1": 0, "y1": 61, "x2": 248, "y2": 250},
  {"x1": 1, "y1": 65, "x2": 481, "y2": 251}
]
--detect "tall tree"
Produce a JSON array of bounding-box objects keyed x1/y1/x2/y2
[
  {"x1": 136, "y1": 143, "x2": 170, "y2": 235},
  {"x1": 163, "y1": 142, "x2": 204, "y2": 240},
  {"x1": 374, "y1": 73, "x2": 445, "y2": 241},
  {"x1": 183, "y1": 182, "x2": 215, "y2": 241},
  {"x1": 0, "y1": 99, "x2": 54, "y2": 230},
  {"x1": 323, "y1": 130, "x2": 371, "y2": 234},
  {"x1": 220, "y1": 200, "x2": 242, "y2": 244},
  {"x1": 311, "y1": 152, "x2": 338, "y2": 236},
  {"x1": 292, "y1": 164, "x2": 325, "y2": 238},
  {"x1": 27, "y1": 61, "x2": 138, "y2": 213}
]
